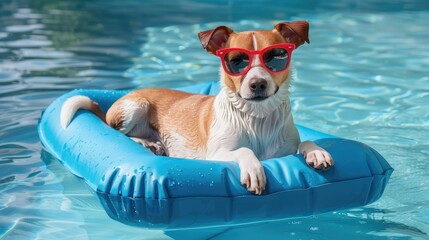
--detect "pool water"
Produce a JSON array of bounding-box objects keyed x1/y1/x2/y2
[{"x1": 1, "y1": 0, "x2": 428, "y2": 239}]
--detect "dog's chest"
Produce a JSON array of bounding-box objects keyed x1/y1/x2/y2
[
  {"x1": 234, "y1": 116, "x2": 298, "y2": 159},
  {"x1": 208, "y1": 105, "x2": 299, "y2": 160}
]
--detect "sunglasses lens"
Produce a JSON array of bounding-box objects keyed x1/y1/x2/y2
[
  {"x1": 263, "y1": 48, "x2": 289, "y2": 72},
  {"x1": 224, "y1": 51, "x2": 250, "y2": 75}
]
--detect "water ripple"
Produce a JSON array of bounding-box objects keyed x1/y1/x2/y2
[{"x1": 5, "y1": 24, "x2": 44, "y2": 33}]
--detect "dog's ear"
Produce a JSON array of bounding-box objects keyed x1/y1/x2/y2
[
  {"x1": 198, "y1": 26, "x2": 234, "y2": 55},
  {"x1": 274, "y1": 21, "x2": 310, "y2": 48}
]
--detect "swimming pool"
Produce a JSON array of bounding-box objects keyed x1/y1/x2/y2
[{"x1": 0, "y1": 0, "x2": 428, "y2": 239}]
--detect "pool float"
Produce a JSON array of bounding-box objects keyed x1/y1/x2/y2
[{"x1": 38, "y1": 81, "x2": 393, "y2": 229}]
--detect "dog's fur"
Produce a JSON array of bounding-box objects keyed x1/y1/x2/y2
[{"x1": 61, "y1": 21, "x2": 333, "y2": 195}]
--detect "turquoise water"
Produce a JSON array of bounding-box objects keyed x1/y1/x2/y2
[{"x1": 1, "y1": 0, "x2": 428, "y2": 239}]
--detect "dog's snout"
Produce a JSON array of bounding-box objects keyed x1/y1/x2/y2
[{"x1": 249, "y1": 78, "x2": 267, "y2": 93}]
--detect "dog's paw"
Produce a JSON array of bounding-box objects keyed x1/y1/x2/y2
[
  {"x1": 304, "y1": 148, "x2": 334, "y2": 171},
  {"x1": 239, "y1": 160, "x2": 266, "y2": 195},
  {"x1": 146, "y1": 141, "x2": 167, "y2": 156},
  {"x1": 130, "y1": 137, "x2": 166, "y2": 156}
]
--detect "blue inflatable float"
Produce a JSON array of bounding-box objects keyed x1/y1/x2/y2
[{"x1": 38, "y1": 81, "x2": 393, "y2": 229}]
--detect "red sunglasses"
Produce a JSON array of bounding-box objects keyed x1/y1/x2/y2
[{"x1": 216, "y1": 43, "x2": 295, "y2": 76}]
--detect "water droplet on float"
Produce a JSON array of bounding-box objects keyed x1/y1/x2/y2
[{"x1": 209, "y1": 181, "x2": 214, "y2": 187}]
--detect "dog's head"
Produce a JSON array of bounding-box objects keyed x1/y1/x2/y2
[{"x1": 199, "y1": 21, "x2": 309, "y2": 117}]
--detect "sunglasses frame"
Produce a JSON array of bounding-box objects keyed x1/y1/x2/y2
[{"x1": 216, "y1": 43, "x2": 296, "y2": 76}]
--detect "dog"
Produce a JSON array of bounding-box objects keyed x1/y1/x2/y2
[{"x1": 60, "y1": 20, "x2": 333, "y2": 195}]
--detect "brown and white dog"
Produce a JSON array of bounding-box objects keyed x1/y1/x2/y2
[{"x1": 61, "y1": 21, "x2": 333, "y2": 195}]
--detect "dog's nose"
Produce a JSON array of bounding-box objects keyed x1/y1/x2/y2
[{"x1": 249, "y1": 78, "x2": 268, "y2": 93}]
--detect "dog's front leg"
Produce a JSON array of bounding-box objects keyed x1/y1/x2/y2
[
  {"x1": 208, "y1": 147, "x2": 266, "y2": 195},
  {"x1": 299, "y1": 141, "x2": 334, "y2": 170}
]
